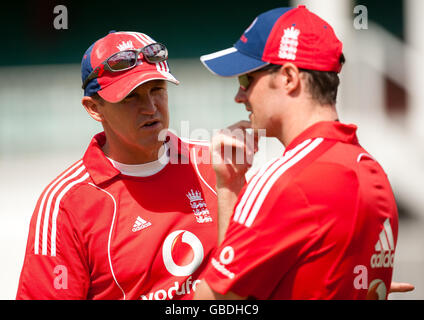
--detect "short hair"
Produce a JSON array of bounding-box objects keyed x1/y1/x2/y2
[
  {"x1": 299, "y1": 53, "x2": 346, "y2": 106},
  {"x1": 268, "y1": 53, "x2": 346, "y2": 106},
  {"x1": 90, "y1": 92, "x2": 105, "y2": 105}
]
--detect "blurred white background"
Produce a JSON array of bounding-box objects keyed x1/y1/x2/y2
[{"x1": 0, "y1": 0, "x2": 423, "y2": 299}]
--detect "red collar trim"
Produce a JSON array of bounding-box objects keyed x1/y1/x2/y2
[
  {"x1": 285, "y1": 121, "x2": 358, "y2": 153},
  {"x1": 83, "y1": 131, "x2": 188, "y2": 185}
]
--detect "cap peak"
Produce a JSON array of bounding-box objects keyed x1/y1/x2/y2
[{"x1": 200, "y1": 6, "x2": 343, "y2": 77}]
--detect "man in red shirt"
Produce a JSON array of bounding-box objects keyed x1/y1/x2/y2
[
  {"x1": 195, "y1": 6, "x2": 401, "y2": 299},
  {"x1": 16, "y1": 31, "x2": 217, "y2": 299}
]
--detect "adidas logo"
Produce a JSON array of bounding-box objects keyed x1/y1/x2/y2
[
  {"x1": 132, "y1": 216, "x2": 152, "y2": 232},
  {"x1": 370, "y1": 218, "x2": 395, "y2": 268}
]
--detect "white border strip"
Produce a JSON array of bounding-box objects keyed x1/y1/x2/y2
[
  {"x1": 200, "y1": 47, "x2": 237, "y2": 61},
  {"x1": 50, "y1": 172, "x2": 90, "y2": 256},
  {"x1": 34, "y1": 160, "x2": 83, "y2": 254},
  {"x1": 191, "y1": 148, "x2": 217, "y2": 196},
  {"x1": 244, "y1": 138, "x2": 323, "y2": 227},
  {"x1": 357, "y1": 153, "x2": 375, "y2": 163},
  {"x1": 200, "y1": 47, "x2": 269, "y2": 78},
  {"x1": 41, "y1": 165, "x2": 86, "y2": 255},
  {"x1": 127, "y1": 32, "x2": 148, "y2": 47},
  {"x1": 233, "y1": 139, "x2": 312, "y2": 224},
  {"x1": 125, "y1": 32, "x2": 178, "y2": 84}
]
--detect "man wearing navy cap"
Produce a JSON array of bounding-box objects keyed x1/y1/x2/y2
[
  {"x1": 16, "y1": 31, "x2": 218, "y2": 300},
  {"x1": 195, "y1": 6, "x2": 401, "y2": 299}
]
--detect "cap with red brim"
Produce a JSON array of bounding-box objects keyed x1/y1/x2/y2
[{"x1": 81, "y1": 31, "x2": 179, "y2": 103}]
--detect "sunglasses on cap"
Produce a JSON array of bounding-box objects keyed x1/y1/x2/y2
[
  {"x1": 82, "y1": 42, "x2": 168, "y2": 89},
  {"x1": 238, "y1": 64, "x2": 282, "y2": 91}
]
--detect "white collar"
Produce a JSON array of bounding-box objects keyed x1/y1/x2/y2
[{"x1": 106, "y1": 143, "x2": 170, "y2": 177}]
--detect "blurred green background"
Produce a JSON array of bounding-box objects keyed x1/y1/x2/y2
[
  {"x1": 0, "y1": 0, "x2": 404, "y2": 155},
  {"x1": 0, "y1": 0, "x2": 403, "y2": 65}
]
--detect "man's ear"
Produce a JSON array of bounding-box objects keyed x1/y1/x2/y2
[
  {"x1": 82, "y1": 96, "x2": 103, "y2": 122},
  {"x1": 279, "y1": 63, "x2": 301, "y2": 95}
]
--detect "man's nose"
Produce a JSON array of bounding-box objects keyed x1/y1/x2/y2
[
  {"x1": 234, "y1": 87, "x2": 247, "y2": 104},
  {"x1": 140, "y1": 94, "x2": 157, "y2": 114}
]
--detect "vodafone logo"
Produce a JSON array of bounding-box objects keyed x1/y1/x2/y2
[
  {"x1": 366, "y1": 279, "x2": 387, "y2": 300},
  {"x1": 162, "y1": 230, "x2": 204, "y2": 277},
  {"x1": 219, "y1": 246, "x2": 235, "y2": 265}
]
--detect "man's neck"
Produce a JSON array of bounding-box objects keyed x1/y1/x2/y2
[
  {"x1": 280, "y1": 103, "x2": 338, "y2": 147},
  {"x1": 102, "y1": 140, "x2": 164, "y2": 165}
]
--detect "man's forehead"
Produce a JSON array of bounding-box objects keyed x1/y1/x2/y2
[{"x1": 129, "y1": 79, "x2": 167, "y2": 92}]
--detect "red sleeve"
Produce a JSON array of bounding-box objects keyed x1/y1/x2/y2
[
  {"x1": 16, "y1": 194, "x2": 90, "y2": 300},
  {"x1": 204, "y1": 181, "x2": 319, "y2": 299}
]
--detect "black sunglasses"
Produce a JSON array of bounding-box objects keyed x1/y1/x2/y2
[
  {"x1": 82, "y1": 42, "x2": 168, "y2": 89},
  {"x1": 238, "y1": 64, "x2": 282, "y2": 91}
]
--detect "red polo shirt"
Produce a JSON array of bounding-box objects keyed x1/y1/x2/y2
[
  {"x1": 205, "y1": 121, "x2": 398, "y2": 299},
  {"x1": 16, "y1": 132, "x2": 217, "y2": 300}
]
